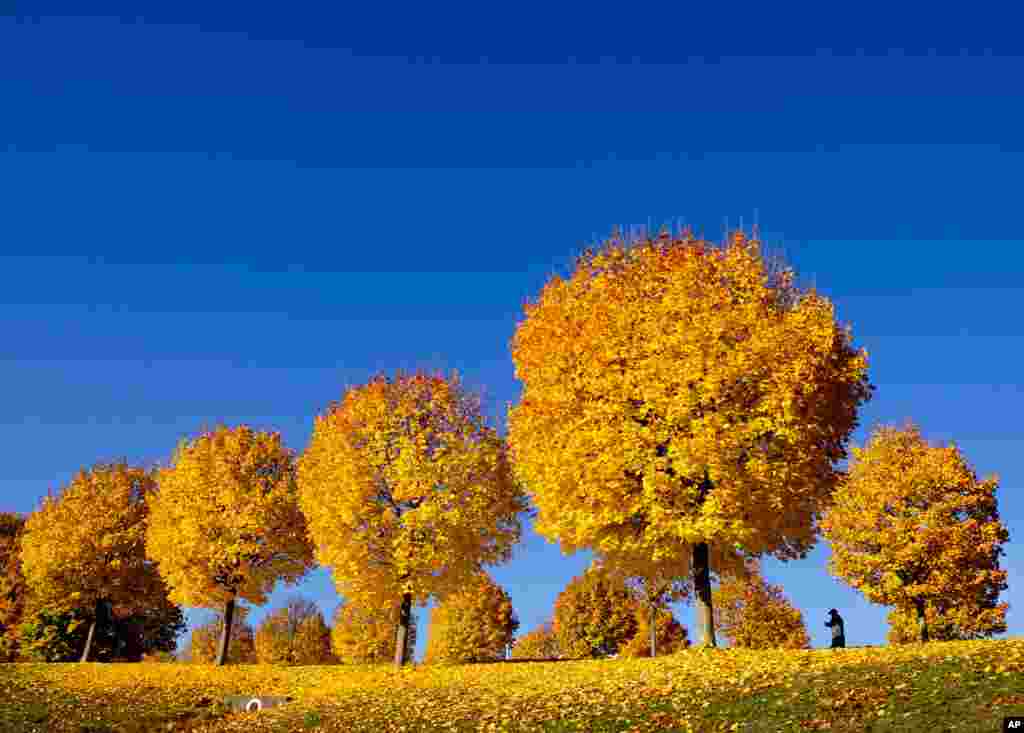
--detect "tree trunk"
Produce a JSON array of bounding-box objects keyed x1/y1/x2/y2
[
  {"x1": 79, "y1": 598, "x2": 103, "y2": 663},
  {"x1": 649, "y1": 602, "x2": 657, "y2": 657},
  {"x1": 693, "y1": 541, "x2": 717, "y2": 648},
  {"x1": 393, "y1": 591, "x2": 413, "y2": 668},
  {"x1": 914, "y1": 597, "x2": 929, "y2": 643},
  {"x1": 216, "y1": 595, "x2": 236, "y2": 666}
]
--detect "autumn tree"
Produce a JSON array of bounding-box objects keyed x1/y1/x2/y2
[
  {"x1": 146, "y1": 425, "x2": 316, "y2": 666},
  {"x1": 16, "y1": 594, "x2": 185, "y2": 663},
  {"x1": 821, "y1": 420, "x2": 1009, "y2": 643},
  {"x1": 595, "y1": 548, "x2": 706, "y2": 657},
  {"x1": 255, "y1": 596, "x2": 333, "y2": 665},
  {"x1": 619, "y1": 606, "x2": 690, "y2": 658},
  {"x1": 0, "y1": 512, "x2": 28, "y2": 662},
  {"x1": 510, "y1": 621, "x2": 560, "y2": 660},
  {"x1": 552, "y1": 564, "x2": 640, "y2": 659},
  {"x1": 19, "y1": 461, "x2": 183, "y2": 662},
  {"x1": 188, "y1": 604, "x2": 256, "y2": 664},
  {"x1": 712, "y1": 558, "x2": 810, "y2": 650},
  {"x1": 423, "y1": 571, "x2": 519, "y2": 664},
  {"x1": 885, "y1": 589, "x2": 1008, "y2": 645},
  {"x1": 298, "y1": 371, "x2": 530, "y2": 667},
  {"x1": 331, "y1": 600, "x2": 417, "y2": 664},
  {"x1": 507, "y1": 226, "x2": 873, "y2": 647}
]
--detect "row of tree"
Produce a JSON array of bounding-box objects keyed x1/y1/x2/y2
[{"x1": 0, "y1": 224, "x2": 1010, "y2": 669}]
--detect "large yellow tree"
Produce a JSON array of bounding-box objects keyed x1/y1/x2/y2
[
  {"x1": 146, "y1": 425, "x2": 315, "y2": 665},
  {"x1": 298, "y1": 371, "x2": 529, "y2": 667},
  {"x1": 20, "y1": 461, "x2": 176, "y2": 662},
  {"x1": 552, "y1": 564, "x2": 640, "y2": 659},
  {"x1": 821, "y1": 420, "x2": 1009, "y2": 643},
  {"x1": 423, "y1": 570, "x2": 519, "y2": 664},
  {"x1": 507, "y1": 227, "x2": 873, "y2": 646},
  {"x1": 254, "y1": 596, "x2": 334, "y2": 665}
]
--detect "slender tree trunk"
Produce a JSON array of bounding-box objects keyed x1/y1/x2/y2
[
  {"x1": 393, "y1": 592, "x2": 413, "y2": 668},
  {"x1": 79, "y1": 598, "x2": 104, "y2": 663},
  {"x1": 649, "y1": 602, "x2": 657, "y2": 657},
  {"x1": 693, "y1": 542, "x2": 717, "y2": 648},
  {"x1": 914, "y1": 597, "x2": 929, "y2": 643},
  {"x1": 216, "y1": 595, "x2": 236, "y2": 666}
]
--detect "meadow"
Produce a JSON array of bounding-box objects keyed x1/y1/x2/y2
[{"x1": 2, "y1": 638, "x2": 1022, "y2": 733}]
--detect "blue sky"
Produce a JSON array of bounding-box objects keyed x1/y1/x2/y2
[{"x1": 2, "y1": 8, "x2": 1022, "y2": 660}]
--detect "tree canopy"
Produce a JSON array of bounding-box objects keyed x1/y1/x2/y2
[
  {"x1": 552, "y1": 564, "x2": 640, "y2": 659},
  {"x1": 146, "y1": 425, "x2": 315, "y2": 664},
  {"x1": 821, "y1": 420, "x2": 1009, "y2": 643},
  {"x1": 424, "y1": 571, "x2": 519, "y2": 664},
  {"x1": 331, "y1": 600, "x2": 417, "y2": 664},
  {"x1": 298, "y1": 370, "x2": 530, "y2": 666},
  {"x1": 507, "y1": 227, "x2": 873, "y2": 646},
  {"x1": 712, "y1": 558, "x2": 810, "y2": 650},
  {"x1": 20, "y1": 461, "x2": 177, "y2": 662}
]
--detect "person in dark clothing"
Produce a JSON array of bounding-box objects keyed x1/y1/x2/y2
[{"x1": 825, "y1": 609, "x2": 845, "y2": 648}]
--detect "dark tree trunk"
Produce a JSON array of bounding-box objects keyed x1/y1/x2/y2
[
  {"x1": 394, "y1": 592, "x2": 413, "y2": 668},
  {"x1": 914, "y1": 597, "x2": 930, "y2": 643},
  {"x1": 649, "y1": 602, "x2": 657, "y2": 657},
  {"x1": 79, "y1": 598, "x2": 111, "y2": 663},
  {"x1": 693, "y1": 542, "x2": 717, "y2": 648},
  {"x1": 216, "y1": 595, "x2": 236, "y2": 666}
]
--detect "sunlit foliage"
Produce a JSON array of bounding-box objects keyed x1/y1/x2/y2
[
  {"x1": 510, "y1": 620, "x2": 560, "y2": 660},
  {"x1": 821, "y1": 420, "x2": 1010, "y2": 643},
  {"x1": 146, "y1": 425, "x2": 315, "y2": 664},
  {"x1": 19, "y1": 461, "x2": 179, "y2": 662},
  {"x1": 297, "y1": 370, "x2": 530, "y2": 665},
  {"x1": 552, "y1": 564, "x2": 640, "y2": 659},
  {"x1": 3, "y1": 638, "x2": 1023, "y2": 732},
  {"x1": 254, "y1": 596, "x2": 333, "y2": 665},
  {"x1": 331, "y1": 600, "x2": 417, "y2": 664},
  {"x1": 620, "y1": 605, "x2": 690, "y2": 658},
  {"x1": 424, "y1": 571, "x2": 519, "y2": 664},
  {"x1": 712, "y1": 558, "x2": 810, "y2": 650},
  {"x1": 0, "y1": 513, "x2": 27, "y2": 662},
  {"x1": 507, "y1": 227, "x2": 874, "y2": 646},
  {"x1": 886, "y1": 593, "x2": 1008, "y2": 645}
]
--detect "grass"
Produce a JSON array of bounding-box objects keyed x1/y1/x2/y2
[{"x1": 1, "y1": 638, "x2": 1022, "y2": 732}]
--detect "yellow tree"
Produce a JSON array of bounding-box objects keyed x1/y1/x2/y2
[
  {"x1": 510, "y1": 620, "x2": 560, "y2": 660},
  {"x1": 619, "y1": 606, "x2": 690, "y2": 658},
  {"x1": 291, "y1": 610, "x2": 333, "y2": 664},
  {"x1": 885, "y1": 585, "x2": 1007, "y2": 644},
  {"x1": 594, "y1": 547, "x2": 716, "y2": 657},
  {"x1": 188, "y1": 604, "x2": 257, "y2": 664},
  {"x1": 0, "y1": 512, "x2": 28, "y2": 662},
  {"x1": 146, "y1": 425, "x2": 315, "y2": 665},
  {"x1": 712, "y1": 558, "x2": 810, "y2": 650},
  {"x1": 254, "y1": 596, "x2": 331, "y2": 665},
  {"x1": 20, "y1": 461, "x2": 178, "y2": 662},
  {"x1": 423, "y1": 571, "x2": 519, "y2": 664},
  {"x1": 331, "y1": 600, "x2": 417, "y2": 664},
  {"x1": 552, "y1": 564, "x2": 640, "y2": 659},
  {"x1": 507, "y1": 226, "x2": 873, "y2": 646},
  {"x1": 821, "y1": 420, "x2": 1009, "y2": 643},
  {"x1": 298, "y1": 370, "x2": 530, "y2": 667}
]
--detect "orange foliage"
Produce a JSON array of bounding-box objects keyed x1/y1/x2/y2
[
  {"x1": 297, "y1": 370, "x2": 529, "y2": 665},
  {"x1": 331, "y1": 600, "x2": 417, "y2": 664},
  {"x1": 424, "y1": 571, "x2": 519, "y2": 664},
  {"x1": 821, "y1": 420, "x2": 1009, "y2": 643},
  {"x1": 510, "y1": 621, "x2": 560, "y2": 660},
  {"x1": 712, "y1": 559, "x2": 810, "y2": 650},
  {"x1": 552, "y1": 564, "x2": 640, "y2": 659},
  {"x1": 146, "y1": 425, "x2": 315, "y2": 663},
  {"x1": 507, "y1": 227, "x2": 873, "y2": 646}
]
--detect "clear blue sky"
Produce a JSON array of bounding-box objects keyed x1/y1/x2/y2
[{"x1": 2, "y1": 7, "x2": 1022, "y2": 660}]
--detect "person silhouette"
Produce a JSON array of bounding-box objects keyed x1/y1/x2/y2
[{"x1": 825, "y1": 609, "x2": 845, "y2": 648}]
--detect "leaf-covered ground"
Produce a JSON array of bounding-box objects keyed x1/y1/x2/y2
[{"x1": 2, "y1": 638, "x2": 1023, "y2": 732}]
